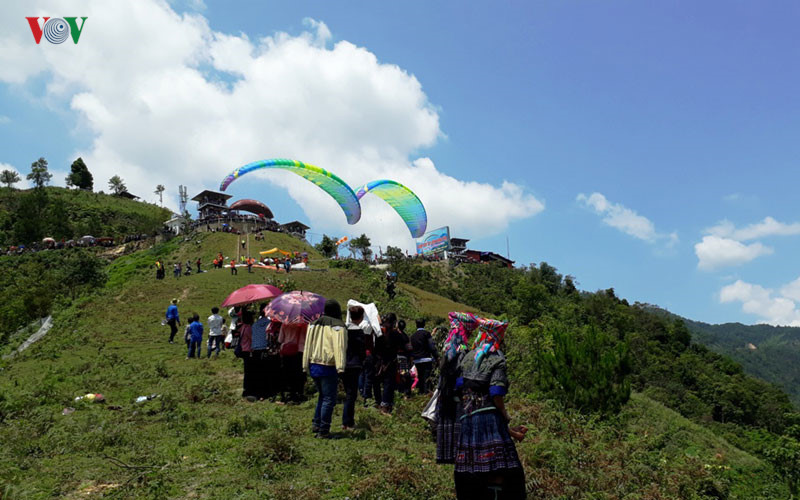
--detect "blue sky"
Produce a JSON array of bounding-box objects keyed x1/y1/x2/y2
[{"x1": 2, "y1": 1, "x2": 800, "y2": 325}]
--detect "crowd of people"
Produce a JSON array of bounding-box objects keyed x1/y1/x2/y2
[
  {"x1": 162, "y1": 287, "x2": 527, "y2": 498},
  {"x1": 220, "y1": 299, "x2": 441, "y2": 423}
]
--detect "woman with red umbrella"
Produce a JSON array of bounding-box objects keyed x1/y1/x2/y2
[{"x1": 221, "y1": 284, "x2": 282, "y2": 401}]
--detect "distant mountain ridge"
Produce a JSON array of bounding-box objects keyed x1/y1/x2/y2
[{"x1": 643, "y1": 304, "x2": 800, "y2": 406}]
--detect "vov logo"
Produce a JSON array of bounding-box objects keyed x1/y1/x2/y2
[{"x1": 26, "y1": 17, "x2": 87, "y2": 44}]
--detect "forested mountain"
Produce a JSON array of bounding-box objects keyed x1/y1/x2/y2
[{"x1": 683, "y1": 318, "x2": 800, "y2": 406}]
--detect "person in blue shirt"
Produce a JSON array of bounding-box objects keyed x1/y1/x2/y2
[
  {"x1": 166, "y1": 299, "x2": 180, "y2": 344},
  {"x1": 187, "y1": 314, "x2": 203, "y2": 359}
]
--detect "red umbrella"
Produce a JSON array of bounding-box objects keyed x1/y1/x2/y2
[
  {"x1": 264, "y1": 291, "x2": 326, "y2": 324},
  {"x1": 221, "y1": 284, "x2": 283, "y2": 307}
]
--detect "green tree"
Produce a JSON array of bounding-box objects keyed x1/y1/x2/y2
[
  {"x1": 314, "y1": 234, "x2": 337, "y2": 258},
  {"x1": 0, "y1": 169, "x2": 20, "y2": 189},
  {"x1": 385, "y1": 245, "x2": 404, "y2": 263},
  {"x1": 65, "y1": 157, "x2": 93, "y2": 190},
  {"x1": 349, "y1": 233, "x2": 372, "y2": 260},
  {"x1": 154, "y1": 184, "x2": 165, "y2": 206},
  {"x1": 108, "y1": 175, "x2": 126, "y2": 195},
  {"x1": 537, "y1": 326, "x2": 632, "y2": 416},
  {"x1": 27, "y1": 157, "x2": 52, "y2": 189}
]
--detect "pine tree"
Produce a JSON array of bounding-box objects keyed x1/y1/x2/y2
[{"x1": 537, "y1": 326, "x2": 632, "y2": 416}]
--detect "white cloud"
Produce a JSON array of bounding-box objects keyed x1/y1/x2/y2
[
  {"x1": 0, "y1": 163, "x2": 32, "y2": 189},
  {"x1": 720, "y1": 279, "x2": 800, "y2": 326},
  {"x1": 695, "y1": 216, "x2": 800, "y2": 270},
  {"x1": 0, "y1": 2, "x2": 544, "y2": 249},
  {"x1": 0, "y1": 115, "x2": 9, "y2": 124},
  {"x1": 706, "y1": 216, "x2": 800, "y2": 241},
  {"x1": 694, "y1": 235, "x2": 773, "y2": 271},
  {"x1": 576, "y1": 192, "x2": 677, "y2": 245}
]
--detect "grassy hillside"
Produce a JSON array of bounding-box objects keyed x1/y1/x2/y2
[
  {"x1": 0, "y1": 186, "x2": 172, "y2": 246},
  {"x1": 0, "y1": 232, "x2": 792, "y2": 498}
]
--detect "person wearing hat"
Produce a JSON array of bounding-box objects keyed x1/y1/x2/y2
[{"x1": 166, "y1": 299, "x2": 181, "y2": 344}]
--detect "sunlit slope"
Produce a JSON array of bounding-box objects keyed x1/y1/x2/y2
[{"x1": 0, "y1": 233, "x2": 787, "y2": 499}]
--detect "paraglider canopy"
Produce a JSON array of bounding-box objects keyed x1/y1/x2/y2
[
  {"x1": 229, "y1": 199, "x2": 274, "y2": 219},
  {"x1": 260, "y1": 248, "x2": 292, "y2": 256},
  {"x1": 220, "y1": 159, "x2": 361, "y2": 225},
  {"x1": 355, "y1": 180, "x2": 427, "y2": 238}
]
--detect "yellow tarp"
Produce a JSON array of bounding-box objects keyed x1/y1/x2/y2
[{"x1": 260, "y1": 248, "x2": 291, "y2": 256}]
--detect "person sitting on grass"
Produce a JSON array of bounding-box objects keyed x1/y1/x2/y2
[{"x1": 187, "y1": 314, "x2": 203, "y2": 359}]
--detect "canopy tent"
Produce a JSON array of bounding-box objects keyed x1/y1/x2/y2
[
  {"x1": 260, "y1": 248, "x2": 292, "y2": 256},
  {"x1": 229, "y1": 199, "x2": 274, "y2": 219}
]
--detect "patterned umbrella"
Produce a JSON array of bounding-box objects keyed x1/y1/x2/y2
[
  {"x1": 221, "y1": 284, "x2": 283, "y2": 307},
  {"x1": 264, "y1": 290, "x2": 326, "y2": 324}
]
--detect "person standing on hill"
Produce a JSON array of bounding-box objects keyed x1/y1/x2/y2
[
  {"x1": 342, "y1": 306, "x2": 369, "y2": 430},
  {"x1": 396, "y1": 319, "x2": 413, "y2": 398},
  {"x1": 454, "y1": 319, "x2": 527, "y2": 499},
  {"x1": 373, "y1": 313, "x2": 405, "y2": 415},
  {"x1": 411, "y1": 319, "x2": 438, "y2": 395},
  {"x1": 238, "y1": 309, "x2": 257, "y2": 400},
  {"x1": 174, "y1": 262, "x2": 181, "y2": 279},
  {"x1": 279, "y1": 322, "x2": 308, "y2": 404},
  {"x1": 249, "y1": 306, "x2": 270, "y2": 400},
  {"x1": 284, "y1": 257, "x2": 292, "y2": 274},
  {"x1": 230, "y1": 259, "x2": 237, "y2": 275},
  {"x1": 155, "y1": 259, "x2": 164, "y2": 280},
  {"x1": 303, "y1": 299, "x2": 347, "y2": 438},
  {"x1": 166, "y1": 299, "x2": 180, "y2": 344},
  {"x1": 247, "y1": 257, "x2": 254, "y2": 273},
  {"x1": 207, "y1": 307, "x2": 225, "y2": 358},
  {"x1": 187, "y1": 314, "x2": 203, "y2": 359},
  {"x1": 196, "y1": 257, "x2": 201, "y2": 274}
]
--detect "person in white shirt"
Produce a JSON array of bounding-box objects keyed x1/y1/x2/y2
[{"x1": 207, "y1": 307, "x2": 226, "y2": 358}]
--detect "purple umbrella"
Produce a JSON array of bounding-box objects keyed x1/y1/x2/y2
[{"x1": 264, "y1": 291, "x2": 326, "y2": 325}]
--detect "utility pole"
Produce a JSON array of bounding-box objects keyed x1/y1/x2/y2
[{"x1": 506, "y1": 235, "x2": 510, "y2": 260}]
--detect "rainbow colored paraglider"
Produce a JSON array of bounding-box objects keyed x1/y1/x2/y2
[
  {"x1": 355, "y1": 180, "x2": 428, "y2": 238},
  {"x1": 220, "y1": 159, "x2": 361, "y2": 225},
  {"x1": 219, "y1": 159, "x2": 427, "y2": 237}
]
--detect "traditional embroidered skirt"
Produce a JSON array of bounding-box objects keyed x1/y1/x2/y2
[
  {"x1": 435, "y1": 393, "x2": 462, "y2": 463},
  {"x1": 454, "y1": 410, "x2": 522, "y2": 473}
]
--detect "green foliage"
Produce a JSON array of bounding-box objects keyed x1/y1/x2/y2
[
  {"x1": 314, "y1": 234, "x2": 337, "y2": 258},
  {"x1": 349, "y1": 233, "x2": 372, "y2": 260},
  {"x1": 65, "y1": 157, "x2": 93, "y2": 190},
  {"x1": 0, "y1": 186, "x2": 171, "y2": 246},
  {"x1": 0, "y1": 250, "x2": 106, "y2": 340},
  {"x1": 537, "y1": 326, "x2": 632, "y2": 416},
  {"x1": 27, "y1": 157, "x2": 52, "y2": 189},
  {"x1": 154, "y1": 184, "x2": 165, "y2": 206},
  {"x1": 108, "y1": 175, "x2": 126, "y2": 195},
  {"x1": 385, "y1": 245, "x2": 404, "y2": 262},
  {"x1": 12, "y1": 190, "x2": 47, "y2": 243},
  {"x1": 765, "y1": 436, "x2": 800, "y2": 496},
  {"x1": 0, "y1": 169, "x2": 20, "y2": 189}
]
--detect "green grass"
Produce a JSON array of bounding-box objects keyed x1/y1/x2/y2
[{"x1": 0, "y1": 233, "x2": 790, "y2": 498}]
